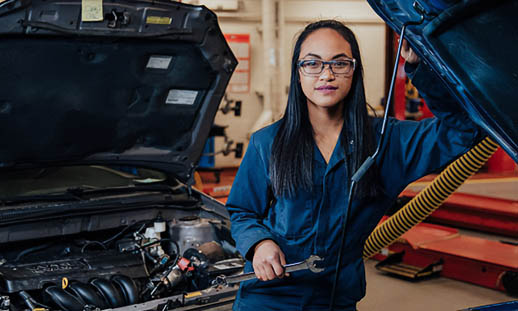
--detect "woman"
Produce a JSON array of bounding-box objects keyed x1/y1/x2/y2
[{"x1": 226, "y1": 20, "x2": 479, "y2": 310}]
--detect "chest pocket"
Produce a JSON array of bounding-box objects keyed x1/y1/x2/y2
[
  {"x1": 266, "y1": 193, "x2": 315, "y2": 239},
  {"x1": 266, "y1": 186, "x2": 320, "y2": 239}
]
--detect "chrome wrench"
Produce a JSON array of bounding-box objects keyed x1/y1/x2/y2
[{"x1": 214, "y1": 255, "x2": 324, "y2": 286}]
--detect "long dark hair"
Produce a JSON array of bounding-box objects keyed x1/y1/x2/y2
[{"x1": 269, "y1": 20, "x2": 380, "y2": 199}]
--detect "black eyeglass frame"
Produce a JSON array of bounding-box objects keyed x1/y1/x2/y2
[{"x1": 297, "y1": 58, "x2": 356, "y2": 76}]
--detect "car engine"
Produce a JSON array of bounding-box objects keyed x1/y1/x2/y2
[{"x1": 0, "y1": 215, "x2": 244, "y2": 311}]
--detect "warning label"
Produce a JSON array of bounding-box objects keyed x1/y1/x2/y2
[{"x1": 166, "y1": 89, "x2": 198, "y2": 106}]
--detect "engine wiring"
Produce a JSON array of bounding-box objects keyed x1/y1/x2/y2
[
  {"x1": 80, "y1": 241, "x2": 108, "y2": 253},
  {"x1": 19, "y1": 291, "x2": 51, "y2": 311}
]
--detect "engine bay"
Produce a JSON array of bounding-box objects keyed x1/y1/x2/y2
[
  {"x1": 0, "y1": 213, "x2": 243, "y2": 311},
  {"x1": 0, "y1": 0, "x2": 242, "y2": 308}
]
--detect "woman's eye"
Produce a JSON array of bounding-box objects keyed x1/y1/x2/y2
[
  {"x1": 334, "y1": 61, "x2": 350, "y2": 68},
  {"x1": 304, "y1": 60, "x2": 321, "y2": 68}
]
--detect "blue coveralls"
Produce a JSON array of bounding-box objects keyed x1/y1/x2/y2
[{"x1": 226, "y1": 63, "x2": 480, "y2": 310}]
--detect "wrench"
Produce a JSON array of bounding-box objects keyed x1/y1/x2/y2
[{"x1": 214, "y1": 255, "x2": 324, "y2": 286}]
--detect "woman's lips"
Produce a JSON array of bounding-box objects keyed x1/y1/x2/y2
[{"x1": 315, "y1": 85, "x2": 338, "y2": 94}]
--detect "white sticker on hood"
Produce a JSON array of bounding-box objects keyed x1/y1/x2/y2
[
  {"x1": 166, "y1": 89, "x2": 198, "y2": 105},
  {"x1": 146, "y1": 55, "x2": 173, "y2": 70}
]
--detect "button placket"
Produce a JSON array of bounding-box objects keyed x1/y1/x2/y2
[{"x1": 313, "y1": 165, "x2": 327, "y2": 255}]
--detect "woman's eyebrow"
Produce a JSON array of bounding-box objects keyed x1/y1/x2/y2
[
  {"x1": 301, "y1": 53, "x2": 322, "y2": 59},
  {"x1": 331, "y1": 53, "x2": 351, "y2": 59},
  {"x1": 301, "y1": 53, "x2": 352, "y2": 59}
]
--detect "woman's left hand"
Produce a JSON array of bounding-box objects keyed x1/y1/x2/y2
[{"x1": 401, "y1": 39, "x2": 420, "y2": 64}]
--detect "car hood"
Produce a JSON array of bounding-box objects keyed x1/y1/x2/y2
[
  {"x1": 367, "y1": 0, "x2": 518, "y2": 162},
  {"x1": 0, "y1": 0, "x2": 237, "y2": 183}
]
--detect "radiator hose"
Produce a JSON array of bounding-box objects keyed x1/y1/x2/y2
[{"x1": 363, "y1": 136, "x2": 499, "y2": 259}]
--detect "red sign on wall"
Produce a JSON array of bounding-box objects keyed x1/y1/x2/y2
[{"x1": 224, "y1": 34, "x2": 250, "y2": 93}]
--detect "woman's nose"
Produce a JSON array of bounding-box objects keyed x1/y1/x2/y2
[{"x1": 319, "y1": 64, "x2": 335, "y2": 80}]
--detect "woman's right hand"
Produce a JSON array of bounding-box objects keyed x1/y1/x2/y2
[
  {"x1": 401, "y1": 39, "x2": 420, "y2": 64},
  {"x1": 252, "y1": 239, "x2": 290, "y2": 281}
]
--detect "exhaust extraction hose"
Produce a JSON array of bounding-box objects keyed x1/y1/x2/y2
[{"x1": 363, "y1": 136, "x2": 499, "y2": 260}]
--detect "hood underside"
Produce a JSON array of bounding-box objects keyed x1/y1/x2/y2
[
  {"x1": 0, "y1": 0, "x2": 237, "y2": 182},
  {"x1": 367, "y1": 0, "x2": 518, "y2": 163}
]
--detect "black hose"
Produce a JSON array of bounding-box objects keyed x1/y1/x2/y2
[
  {"x1": 102, "y1": 221, "x2": 148, "y2": 246},
  {"x1": 14, "y1": 242, "x2": 54, "y2": 262},
  {"x1": 19, "y1": 290, "x2": 51, "y2": 310},
  {"x1": 141, "y1": 238, "x2": 172, "y2": 248},
  {"x1": 19, "y1": 291, "x2": 38, "y2": 310},
  {"x1": 167, "y1": 240, "x2": 181, "y2": 258},
  {"x1": 81, "y1": 241, "x2": 108, "y2": 253}
]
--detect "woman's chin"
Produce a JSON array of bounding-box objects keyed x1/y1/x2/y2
[{"x1": 309, "y1": 100, "x2": 342, "y2": 109}]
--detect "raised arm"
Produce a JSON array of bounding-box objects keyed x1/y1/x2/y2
[{"x1": 377, "y1": 50, "x2": 482, "y2": 198}]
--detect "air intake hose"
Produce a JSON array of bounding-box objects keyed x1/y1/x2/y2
[{"x1": 363, "y1": 137, "x2": 499, "y2": 259}]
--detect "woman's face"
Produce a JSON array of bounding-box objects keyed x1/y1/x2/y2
[{"x1": 298, "y1": 28, "x2": 354, "y2": 111}]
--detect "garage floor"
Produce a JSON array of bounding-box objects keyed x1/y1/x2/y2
[{"x1": 358, "y1": 258, "x2": 513, "y2": 311}]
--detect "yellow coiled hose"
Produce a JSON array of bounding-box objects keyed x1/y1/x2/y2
[{"x1": 363, "y1": 137, "x2": 499, "y2": 260}]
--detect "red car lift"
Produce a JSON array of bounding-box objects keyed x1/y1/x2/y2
[
  {"x1": 373, "y1": 217, "x2": 518, "y2": 294},
  {"x1": 400, "y1": 190, "x2": 518, "y2": 238}
]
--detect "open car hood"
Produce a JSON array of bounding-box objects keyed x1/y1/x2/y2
[
  {"x1": 0, "y1": 0, "x2": 237, "y2": 183},
  {"x1": 367, "y1": 0, "x2": 518, "y2": 162}
]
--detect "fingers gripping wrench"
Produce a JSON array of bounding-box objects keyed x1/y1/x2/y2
[{"x1": 215, "y1": 255, "x2": 324, "y2": 286}]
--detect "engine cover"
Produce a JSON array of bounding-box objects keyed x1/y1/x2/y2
[{"x1": 0, "y1": 250, "x2": 146, "y2": 293}]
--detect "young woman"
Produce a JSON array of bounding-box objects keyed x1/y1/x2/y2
[{"x1": 226, "y1": 20, "x2": 479, "y2": 310}]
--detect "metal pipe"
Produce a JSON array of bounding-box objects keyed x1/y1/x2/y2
[
  {"x1": 277, "y1": 0, "x2": 287, "y2": 118},
  {"x1": 248, "y1": 0, "x2": 276, "y2": 136}
]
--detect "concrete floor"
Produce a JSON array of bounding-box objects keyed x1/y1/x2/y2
[{"x1": 358, "y1": 259, "x2": 514, "y2": 311}]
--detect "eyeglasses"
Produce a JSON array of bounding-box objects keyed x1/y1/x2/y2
[{"x1": 298, "y1": 58, "x2": 356, "y2": 76}]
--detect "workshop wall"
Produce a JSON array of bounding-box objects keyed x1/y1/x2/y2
[{"x1": 188, "y1": 0, "x2": 386, "y2": 167}]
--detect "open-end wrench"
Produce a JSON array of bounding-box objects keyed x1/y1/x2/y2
[{"x1": 214, "y1": 255, "x2": 324, "y2": 286}]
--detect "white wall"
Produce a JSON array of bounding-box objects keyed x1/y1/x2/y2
[
  {"x1": 196, "y1": 0, "x2": 387, "y2": 167},
  {"x1": 211, "y1": 0, "x2": 264, "y2": 167}
]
